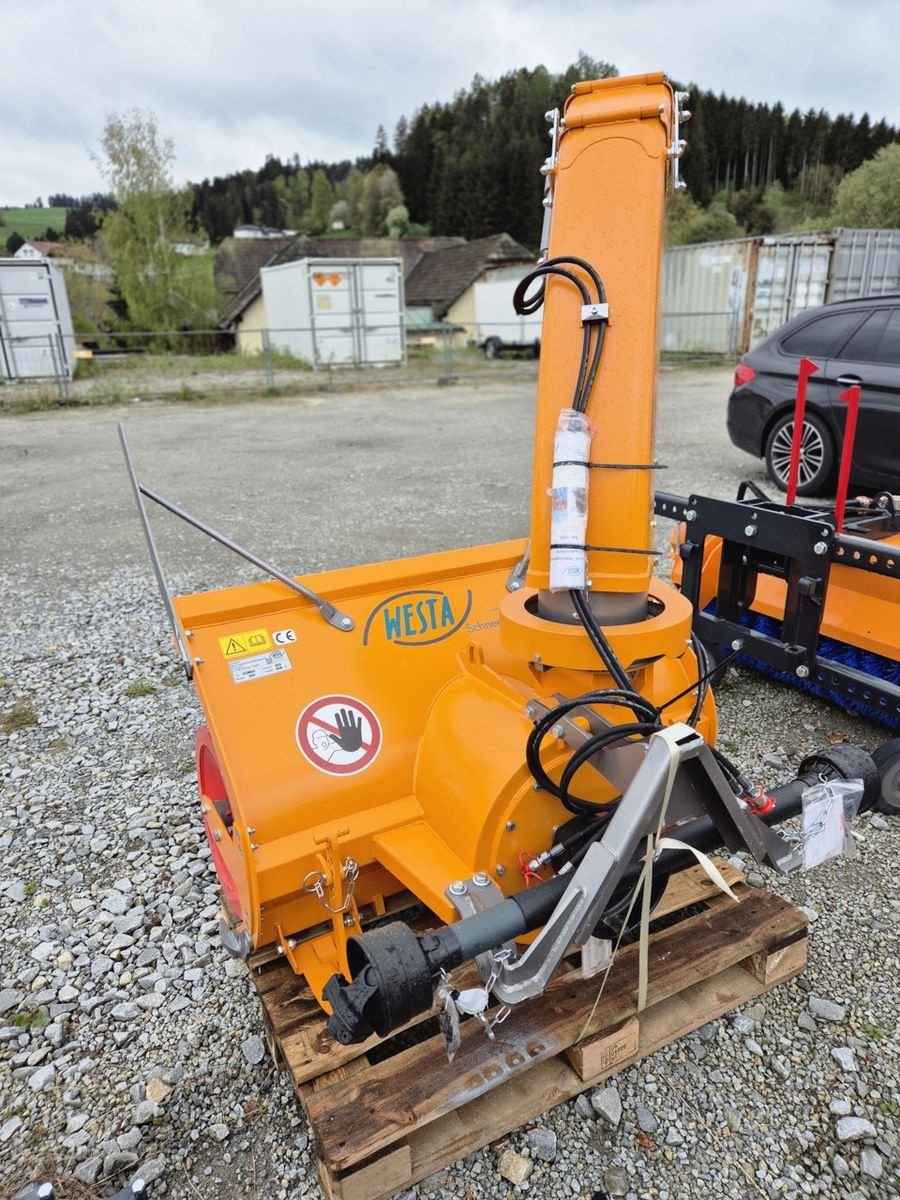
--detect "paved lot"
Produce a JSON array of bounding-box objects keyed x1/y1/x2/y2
[{"x1": 1, "y1": 366, "x2": 897, "y2": 1200}]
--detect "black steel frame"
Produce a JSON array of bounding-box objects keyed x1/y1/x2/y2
[{"x1": 655, "y1": 485, "x2": 900, "y2": 724}]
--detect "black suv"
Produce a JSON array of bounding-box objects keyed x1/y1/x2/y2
[{"x1": 727, "y1": 295, "x2": 900, "y2": 495}]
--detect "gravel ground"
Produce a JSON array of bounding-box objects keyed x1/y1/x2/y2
[{"x1": 1, "y1": 365, "x2": 898, "y2": 1200}]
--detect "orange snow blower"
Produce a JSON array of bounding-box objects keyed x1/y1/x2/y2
[{"x1": 122, "y1": 73, "x2": 882, "y2": 1045}]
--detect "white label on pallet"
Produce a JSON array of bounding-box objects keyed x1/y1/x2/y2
[{"x1": 227, "y1": 648, "x2": 292, "y2": 684}]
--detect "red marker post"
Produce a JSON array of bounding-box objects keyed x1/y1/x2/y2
[
  {"x1": 833, "y1": 385, "x2": 861, "y2": 533},
  {"x1": 786, "y1": 357, "x2": 820, "y2": 505}
]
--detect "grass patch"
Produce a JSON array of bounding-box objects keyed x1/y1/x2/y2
[
  {"x1": 1, "y1": 206, "x2": 68, "y2": 241},
  {"x1": 862, "y1": 1023, "x2": 889, "y2": 1041},
  {"x1": 175, "y1": 383, "x2": 203, "y2": 402},
  {"x1": 11, "y1": 1009, "x2": 48, "y2": 1031},
  {"x1": 125, "y1": 679, "x2": 157, "y2": 698},
  {"x1": 1, "y1": 702, "x2": 39, "y2": 732}
]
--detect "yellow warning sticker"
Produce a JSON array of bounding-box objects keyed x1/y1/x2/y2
[{"x1": 218, "y1": 628, "x2": 272, "y2": 659}]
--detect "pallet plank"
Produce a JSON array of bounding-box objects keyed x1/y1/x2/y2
[{"x1": 308, "y1": 889, "x2": 803, "y2": 1171}]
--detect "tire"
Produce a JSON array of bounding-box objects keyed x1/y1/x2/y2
[
  {"x1": 483, "y1": 338, "x2": 502, "y2": 361},
  {"x1": 764, "y1": 411, "x2": 835, "y2": 496},
  {"x1": 871, "y1": 737, "x2": 900, "y2": 816}
]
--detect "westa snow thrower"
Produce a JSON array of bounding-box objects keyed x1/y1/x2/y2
[{"x1": 121, "y1": 73, "x2": 891, "y2": 1052}]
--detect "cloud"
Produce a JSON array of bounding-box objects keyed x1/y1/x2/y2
[{"x1": 4, "y1": 0, "x2": 898, "y2": 204}]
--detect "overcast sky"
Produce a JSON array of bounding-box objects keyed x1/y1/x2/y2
[{"x1": 5, "y1": 0, "x2": 899, "y2": 207}]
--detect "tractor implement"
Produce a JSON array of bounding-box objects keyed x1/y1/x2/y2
[
  {"x1": 659, "y1": 482, "x2": 900, "y2": 736},
  {"x1": 122, "y1": 72, "x2": 888, "y2": 1058}
]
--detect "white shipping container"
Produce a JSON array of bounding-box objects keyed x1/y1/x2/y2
[
  {"x1": 472, "y1": 272, "x2": 542, "y2": 357},
  {"x1": 827, "y1": 228, "x2": 900, "y2": 303},
  {"x1": 0, "y1": 258, "x2": 75, "y2": 380},
  {"x1": 748, "y1": 235, "x2": 833, "y2": 346},
  {"x1": 260, "y1": 258, "x2": 405, "y2": 367},
  {"x1": 660, "y1": 239, "x2": 754, "y2": 354}
]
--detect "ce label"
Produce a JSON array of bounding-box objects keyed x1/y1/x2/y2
[{"x1": 273, "y1": 629, "x2": 297, "y2": 646}]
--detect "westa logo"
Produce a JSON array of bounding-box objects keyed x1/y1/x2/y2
[{"x1": 362, "y1": 588, "x2": 473, "y2": 647}]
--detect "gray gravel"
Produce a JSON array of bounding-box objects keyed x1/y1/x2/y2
[{"x1": 1, "y1": 366, "x2": 898, "y2": 1199}]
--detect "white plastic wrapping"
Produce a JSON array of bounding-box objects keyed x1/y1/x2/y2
[
  {"x1": 549, "y1": 408, "x2": 592, "y2": 591},
  {"x1": 800, "y1": 778, "x2": 864, "y2": 869}
]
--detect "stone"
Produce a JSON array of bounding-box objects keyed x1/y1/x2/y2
[
  {"x1": 145, "y1": 1077, "x2": 172, "y2": 1103},
  {"x1": 118, "y1": 1127, "x2": 143, "y2": 1152},
  {"x1": 859, "y1": 1147, "x2": 882, "y2": 1178},
  {"x1": 573, "y1": 1093, "x2": 595, "y2": 1121},
  {"x1": 29, "y1": 1063, "x2": 56, "y2": 1091},
  {"x1": 209, "y1": 1122, "x2": 230, "y2": 1142},
  {"x1": 745, "y1": 1038, "x2": 764, "y2": 1057},
  {"x1": 0, "y1": 1116, "x2": 23, "y2": 1143},
  {"x1": 103, "y1": 1150, "x2": 138, "y2": 1176},
  {"x1": 603, "y1": 1166, "x2": 629, "y2": 1197},
  {"x1": 831, "y1": 1047, "x2": 857, "y2": 1072},
  {"x1": 497, "y1": 1147, "x2": 533, "y2": 1185},
  {"x1": 31, "y1": 941, "x2": 57, "y2": 963},
  {"x1": 870, "y1": 814, "x2": 889, "y2": 830},
  {"x1": 102, "y1": 892, "x2": 129, "y2": 915},
  {"x1": 526, "y1": 1126, "x2": 557, "y2": 1163},
  {"x1": 73, "y1": 1157, "x2": 103, "y2": 1186},
  {"x1": 725, "y1": 1106, "x2": 742, "y2": 1132},
  {"x1": 731, "y1": 1014, "x2": 755, "y2": 1035},
  {"x1": 665, "y1": 1127, "x2": 684, "y2": 1146},
  {"x1": 829, "y1": 1099, "x2": 852, "y2": 1116},
  {"x1": 0, "y1": 989, "x2": 22, "y2": 1015},
  {"x1": 134, "y1": 1100, "x2": 160, "y2": 1125},
  {"x1": 111, "y1": 1002, "x2": 141, "y2": 1022},
  {"x1": 241, "y1": 1034, "x2": 266, "y2": 1066},
  {"x1": 836, "y1": 1116, "x2": 876, "y2": 1142},
  {"x1": 591, "y1": 1086, "x2": 622, "y2": 1128},
  {"x1": 140, "y1": 1158, "x2": 166, "y2": 1184},
  {"x1": 832, "y1": 1154, "x2": 850, "y2": 1177},
  {"x1": 797, "y1": 1013, "x2": 817, "y2": 1032},
  {"x1": 636, "y1": 1104, "x2": 659, "y2": 1133},
  {"x1": 809, "y1": 996, "x2": 846, "y2": 1022}
]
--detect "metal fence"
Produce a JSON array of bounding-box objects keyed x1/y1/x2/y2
[{"x1": 0, "y1": 322, "x2": 492, "y2": 401}]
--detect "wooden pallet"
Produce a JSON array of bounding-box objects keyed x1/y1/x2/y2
[{"x1": 250, "y1": 865, "x2": 807, "y2": 1200}]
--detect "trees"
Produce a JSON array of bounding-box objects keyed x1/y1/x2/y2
[
  {"x1": 833, "y1": 144, "x2": 900, "y2": 227},
  {"x1": 94, "y1": 110, "x2": 216, "y2": 330}
]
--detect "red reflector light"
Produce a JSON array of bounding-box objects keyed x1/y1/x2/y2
[{"x1": 734, "y1": 363, "x2": 756, "y2": 388}]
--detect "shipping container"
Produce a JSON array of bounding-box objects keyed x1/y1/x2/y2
[
  {"x1": 827, "y1": 228, "x2": 900, "y2": 303},
  {"x1": 0, "y1": 258, "x2": 75, "y2": 381},
  {"x1": 747, "y1": 234, "x2": 834, "y2": 347},
  {"x1": 660, "y1": 239, "x2": 755, "y2": 354},
  {"x1": 260, "y1": 258, "x2": 405, "y2": 367}
]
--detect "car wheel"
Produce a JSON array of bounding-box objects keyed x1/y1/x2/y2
[
  {"x1": 871, "y1": 738, "x2": 900, "y2": 816},
  {"x1": 764, "y1": 412, "x2": 835, "y2": 496},
  {"x1": 483, "y1": 338, "x2": 502, "y2": 360}
]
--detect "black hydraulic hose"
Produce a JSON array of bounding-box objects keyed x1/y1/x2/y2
[{"x1": 570, "y1": 589, "x2": 635, "y2": 692}]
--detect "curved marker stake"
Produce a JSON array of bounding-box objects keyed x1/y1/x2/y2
[
  {"x1": 786, "y1": 357, "x2": 820, "y2": 505},
  {"x1": 833, "y1": 384, "x2": 861, "y2": 533}
]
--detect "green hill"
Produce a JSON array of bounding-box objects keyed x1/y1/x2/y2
[{"x1": 1, "y1": 206, "x2": 68, "y2": 241}]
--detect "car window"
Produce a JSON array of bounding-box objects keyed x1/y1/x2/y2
[
  {"x1": 780, "y1": 311, "x2": 866, "y2": 357},
  {"x1": 875, "y1": 308, "x2": 900, "y2": 365},
  {"x1": 839, "y1": 309, "x2": 890, "y2": 361}
]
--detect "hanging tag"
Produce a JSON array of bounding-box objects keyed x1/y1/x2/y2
[
  {"x1": 801, "y1": 785, "x2": 845, "y2": 869},
  {"x1": 436, "y1": 983, "x2": 461, "y2": 1063}
]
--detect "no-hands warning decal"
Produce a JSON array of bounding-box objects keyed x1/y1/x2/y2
[{"x1": 296, "y1": 695, "x2": 382, "y2": 776}]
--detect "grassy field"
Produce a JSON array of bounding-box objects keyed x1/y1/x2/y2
[{"x1": 0, "y1": 206, "x2": 68, "y2": 242}]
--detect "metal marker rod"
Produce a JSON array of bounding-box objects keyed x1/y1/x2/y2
[
  {"x1": 136, "y1": 481, "x2": 354, "y2": 631},
  {"x1": 833, "y1": 384, "x2": 861, "y2": 534},
  {"x1": 786, "y1": 357, "x2": 820, "y2": 506},
  {"x1": 118, "y1": 425, "x2": 194, "y2": 679}
]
